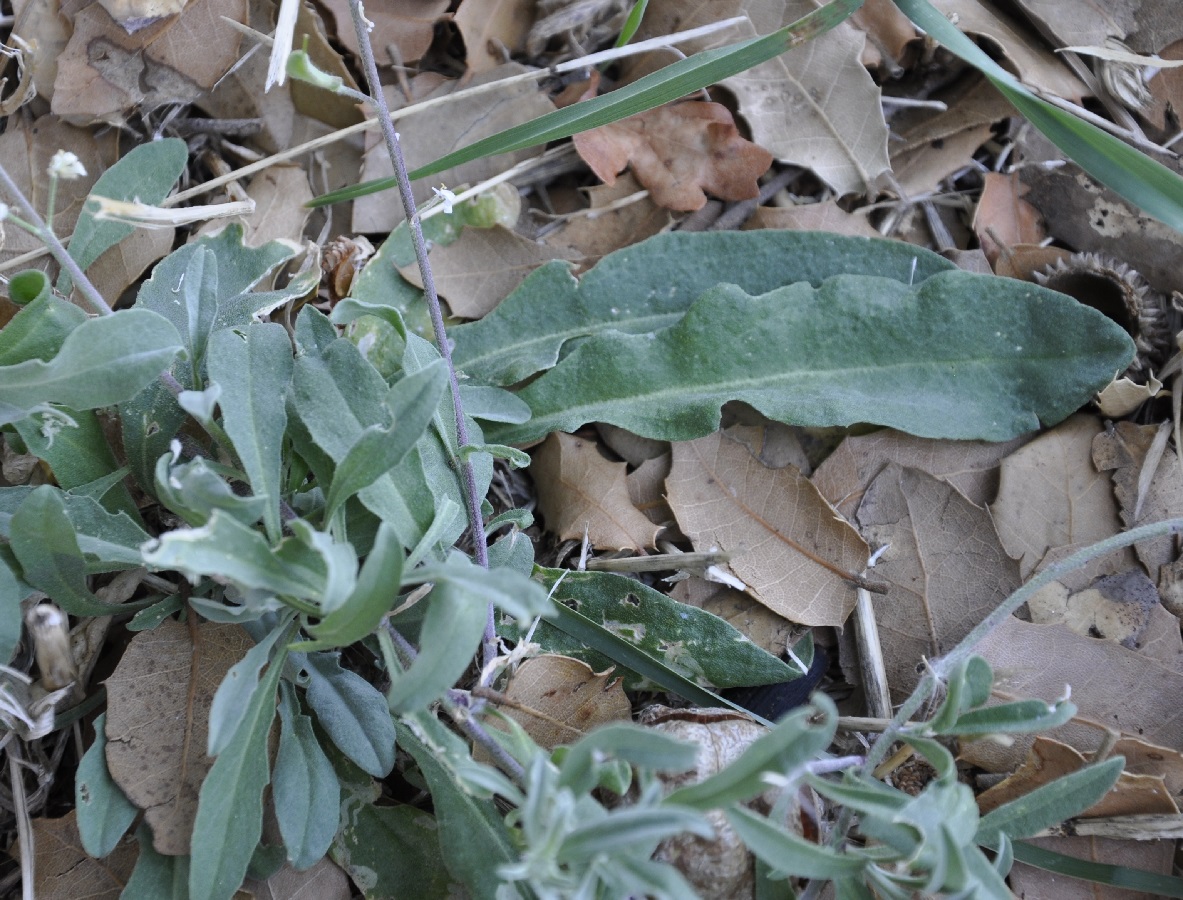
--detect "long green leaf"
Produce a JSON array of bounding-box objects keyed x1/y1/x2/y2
[
  {"x1": 1011, "y1": 840, "x2": 1183, "y2": 897},
  {"x1": 975, "y1": 757, "x2": 1124, "y2": 847},
  {"x1": 0, "y1": 310, "x2": 182, "y2": 427},
  {"x1": 310, "y1": 0, "x2": 864, "y2": 206},
  {"x1": 452, "y1": 230, "x2": 953, "y2": 386},
  {"x1": 490, "y1": 272, "x2": 1133, "y2": 445},
  {"x1": 207, "y1": 324, "x2": 294, "y2": 544},
  {"x1": 301, "y1": 651, "x2": 397, "y2": 777},
  {"x1": 893, "y1": 0, "x2": 1183, "y2": 233},
  {"x1": 75, "y1": 712, "x2": 138, "y2": 858},
  {"x1": 189, "y1": 635, "x2": 287, "y2": 900},
  {"x1": 273, "y1": 682, "x2": 340, "y2": 869},
  {"x1": 727, "y1": 805, "x2": 867, "y2": 880}
]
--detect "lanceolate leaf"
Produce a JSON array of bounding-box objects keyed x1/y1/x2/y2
[
  {"x1": 0, "y1": 310, "x2": 182, "y2": 427},
  {"x1": 451, "y1": 230, "x2": 954, "y2": 386},
  {"x1": 490, "y1": 273, "x2": 1135, "y2": 445},
  {"x1": 207, "y1": 324, "x2": 294, "y2": 543},
  {"x1": 274, "y1": 682, "x2": 340, "y2": 870}
]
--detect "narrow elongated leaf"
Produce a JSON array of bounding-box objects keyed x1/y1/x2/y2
[
  {"x1": 975, "y1": 756, "x2": 1125, "y2": 847},
  {"x1": 385, "y1": 578, "x2": 488, "y2": 713},
  {"x1": 311, "y1": 0, "x2": 864, "y2": 205},
  {"x1": 123, "y1": 823, "x2": 189, "y2": 898},
  {"x1": 665, "y1": 696, "x2": 837, "y2": 810},
  {"x1": 491, "y1": 272, "x2": 1135, "y2": 444},
  {"x1": 189, "y1": 637, "x2": 286, "y2": 900},
  {"x1": 894, "y1": 0, "x2": 1183, "y2": 232},
  {"x1": 0, "y1": 310, "x2": 182, "y2": 426},
  {"x1": 323, "y1": 359, "x2": 448, "y2": 523},
  {"x1": 274, "y1": 682, "x2": 339, "y2": 869},
  {"x1": 302, "y1": 651, "x2": 397, "y2": 777},
  {"x1": 452, "y1": 230, "x2": 953, "y2": 386},
  {"x1": 948, "y1": 698, "x2": 1076, "y2": 736},
  {"x1": 295, "y1": 521, "x2": 404, "y2": 651},
  {"x1": 208, "y1": 625, "x2": 288, "y2": 756},
  {"x1": 397, "y1": 713, "x2": 518, "y2": 900},
  {"x1": 727, "y1": 805, "x2": 866, "y2": 879},
  {"x1": 75, "y1": 712, "x2": 138, "y2": 858},
  {"x1": 65, "y1": 138, "x2": 188, "y2": 290},
  {"x1": 559, "y1": 807, "x2": 712, "y2": 863},
  {"x1": 207, "y1": 324, "x2": 294, "y2": 543},
  {"x1": 1010, "y1": 841, "x2": 1183, "y2": 897},
  {"x1": 525, "y1": 568, "x2": 795, "y2": 690},
  {"x1": 407, "y1": 551, "x2": 549, "y2": 623},
  {"x1": 142, "y1": 510, "x2": 326, "y2": 600}
]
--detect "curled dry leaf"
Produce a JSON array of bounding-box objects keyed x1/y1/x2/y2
[
  {"x1": 665, "y1": 428, "x2": 866, "y2": 628},
  {"x1": 492, "y1": 654, "x2": 630, "y2": 750},
  {"x1": 855, "y1": 463, "x2": 1020, "y2": 701},
  {"x1": 573, "y1": 100, "x2": 773, "y2": 212},
  {"x1": 104, "y1": 617, "x2": 254, "y2": 855},
  {"x1": 318, "y1": 0, "x2": 449, "y2": 66},
  {"x1": 532, "y1": 432, "x2": 660, "y2": 552}
]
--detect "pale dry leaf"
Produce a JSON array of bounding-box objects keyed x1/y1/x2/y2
[
  {"x1": 855, "y1": 463, "x2": 1020, "y2": 701},
  {"x1": 354, "y1": 66, "x2": 557, "y2": 232},
  {"x1": 318, "y1": 0, "x2": 449, "y2": 67},
  {"x1": 976, "y1": 736, "x2": 1177, "y2": 817},
  {"x1": 30, "y1": 811, "x2": 138, "y2": 899},
  {"x1": 243, "y1": 854, "x2": 354, "y2": 900},
  {"x1": 1095, "y1": 373, "x2": 1165, "y2": 418},
  {"x1": 1092, "y1": 420, "x2": 1183, "y2": 584},
  {"x1": 1013, "y1": 0, "x2": 1183, "y2": 57},
  {"x1": 851, "y1": 0, "x2": 917, "y2": 70},
  {"x1": 397, "y1": 225, "x2": 580, "y2": 319},
  {"x1": 972, "y1": 171, "x2": 1046, "y2": 266},
  {"x1": 889, "y1": 77, "x2": 1014, "y2": 198},
  {"x1": 743, "y1": 202, "x2": 881, "y2": 238},
  {"x1": 665, "y1": 427, "x2": 867, "y2": 628},
  {"x1": 671, "y1": 577, "x2": 796, "y2": 659},
  {"x1": 97, "y1": 0, "x2": 190, "y2": 30},
  {"x1": 496, "y1": 654, "x2": 631, "y2": 750},
  {"x1": 932, "y1": 0, "x2": 1088, "y2": 101},
  {"x1": 962, "y1": 617, "x2": 1183, "y2": 773},
  {"x1": 632, "y1": 0, "x2": 890, "y2": 195},
  {"x1": 990, "y1": 414, "x2": 1122, "y2": 579},
  {"x1": 724, "y1": 421, "x2": 811, "y2": 474},
  {"x1": 625, "y1": 453, "x2": 674, "y2": 528},
  {"x1": 52, "y1": 0, "x2": 247, "y2": 125},
  {"x1": 236, "y1": 165, "x2": 314, "y2": 248},
  {"x1": 812, "y1": 427, "x2": 1027, "y2": 522},
  {"x1": 541, "y1": 173, "x2": 673, "y2": 265},
  {"x1": 596, "y1": 421, "x2": 667, "y2": 467},
  {"x1": 11, "y1": 0, "x2": 72, "y2": 104},
  {"x1": 532, "y1": 432, "x2": 660, "y2": 552},
  {"x1": 1135, "y1": 604, "x2": 1183, "y2": 670},
  {"x1": 1027, "y1": 568, "x2": 1160, "y2": 649},
  {"x1": 105, "y1": 617, "x2": 254, "y2": 855},
  {"x1": 573, "y1": 99, "x2": 773, "y2": 211},
  {"x1": 1116, "y1": 736, "x2": 1183, "y2": 800},
  {"x1": 87, "y1": 221, "x2": 175, "y2": 304},
  {"x1": 455, "y1": 0, "x2": 535, "y2": 73},
  {"x1": 991, "y1": 243, "x2": 1069, "y2": 282}
]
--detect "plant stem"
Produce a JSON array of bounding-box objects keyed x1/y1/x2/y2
[
  {"x1": 0, "y1": 161, "x2": 112, "y2": 316},
  {"x1": 347, "y1": 1, "x2": 498, "y2": 669}
]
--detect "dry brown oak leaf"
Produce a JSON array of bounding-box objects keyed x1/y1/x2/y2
[{"x1": 573, "y1": 99, "x2": 773, "y2": 211}]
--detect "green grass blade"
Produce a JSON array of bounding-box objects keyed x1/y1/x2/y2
[
  {"x1": 615, "y1": 0, "x2": 650, "y2": 48},
  {"x1": 309, "y1": 0, "x2": 864, "y2": 207},
  {"x1": 1012, "y1": 841, "x2": 1183, "y2": 897},
  {"x1": 893, "y1": 0, "x2": 1183, "y2": 233}
]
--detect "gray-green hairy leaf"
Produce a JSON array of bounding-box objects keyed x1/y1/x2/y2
[
  {"x1": 452, "y1": 230, "x2": 954, "y2": 386},
  {"x1": 301, "y1": 651, "x2": 397, "y2": 777},
  {"x1": 491, "y1": 272, "x2": 1134, "y2": 444},
  {"x1": 274, "y1": 682, "x2": 340, "y2": 869},
  {"x1": 0, "y1": 309, "x2": 183, "y2": 427},
  {"x1": 75, "y1": 712, "x2": 138, "y2": 858}
]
